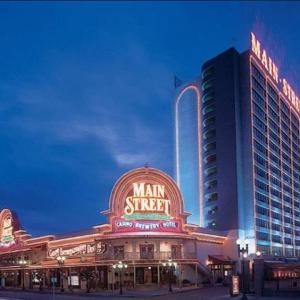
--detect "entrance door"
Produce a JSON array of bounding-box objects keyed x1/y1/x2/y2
[{"x1": 136, "y1": 267, "x2": 144, "y2": 284}]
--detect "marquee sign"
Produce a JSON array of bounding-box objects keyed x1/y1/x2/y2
[
  {"x1": 124, "y1": 183, "x2": 171, "y2": 220},
  {"x1": 250, "y1": 32, "x2": 300, "y2": 113},
  {"x1": 48, "y1": 243, "x2": 96, "y2": 258},
  {"x1": 0, "y1": 209, "x2": 19, "y2": 248},
  {"x1": 105, "y1": 167, "x2": 189, "y2": 234}
]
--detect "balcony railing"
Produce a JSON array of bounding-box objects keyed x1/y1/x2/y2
[{"x1": 96, "y1": 251, "x2": 197, "y2": 261}]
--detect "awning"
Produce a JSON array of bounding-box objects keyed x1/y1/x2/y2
[{"x1": 208, "y1": 255, "x2": 236, "y2": 265}]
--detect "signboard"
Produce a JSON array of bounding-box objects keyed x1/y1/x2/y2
[
  {"x1": 123, "y1": 183, "x2": 171, "y2": 220},
  {"x1": 113, "y1": 218, "x2": 182, "y2": 233},
  {"x1": 48, "y1": 243, "x2": 95, "y2": 258},
  {"x1": 68, "y1": 276, "x2": 79, "y2": 286},
  {"x1": 230, "y1": 275, "x2": 240, "y2": 297},
  {"x1": 0, "y1": 209, "x2": 18, "y2": 248},
  {"x1": 106, "y1": 167, "x2": 188, "y2": 234},
  {"x1": 251, "y1": 32, "x2": 300, "y2": 113}
]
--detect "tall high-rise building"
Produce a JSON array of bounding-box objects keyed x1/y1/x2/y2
[{"x1": 175, "y1": 33, "x2": 300, "y2": 257}]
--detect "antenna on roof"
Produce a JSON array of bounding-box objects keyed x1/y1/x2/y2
[{"x1": 174, "y1": 75, "x2": 183, "y2": 88}]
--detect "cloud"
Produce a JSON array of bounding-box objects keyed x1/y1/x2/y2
[{"x1": 114, "y1": 153, "x2": 149, "y2": 167}]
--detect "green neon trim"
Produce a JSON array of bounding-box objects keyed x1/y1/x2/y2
[{"x1": 123, "y1": 213, "x2": 171, "y2": 220}]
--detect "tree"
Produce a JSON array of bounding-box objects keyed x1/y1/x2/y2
[{"x1": 80, "y1": 268, "x2": 95, "y2": 293}]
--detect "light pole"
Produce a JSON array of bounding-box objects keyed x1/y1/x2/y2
[
  {"x1": 236, "y1": 239, "x2": 249, "y2": 300},
  {"x1": 18, "y1": 259, "x2": 27, "y2": 290},
  {"x1": 161, "y1": 259, "x2": 177, "y2": 292},
  {"x1": 56, "y1": 256, "x2": 66, "y2": 292},
  {"x1": 112, "y1": 261, "x2": 128, "y2": 295}
]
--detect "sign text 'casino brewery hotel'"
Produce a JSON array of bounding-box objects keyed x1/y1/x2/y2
[{"x1": 103, "y1": 166, "x2": 189, "y2": 234}]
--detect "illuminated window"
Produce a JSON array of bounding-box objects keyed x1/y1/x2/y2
[{"x1": 208, "y1": 221, "x2": 217, "y2": 228}]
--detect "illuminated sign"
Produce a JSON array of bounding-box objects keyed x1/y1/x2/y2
[
  {"x1": 0, "y1": 215, "x2": 15, "y2": 248},
  {"x1": 48, "y1": 243, "x2": 95, "y2": 258},
  {"x1": 251, "y1": 32, "x2": 300, "y2": 113},
  {"x1": 124, "y1": 183, "x2": 171, "y2": 220},
  {"x1": 2, "y1": 218, "x2": 13, "y2": 242},
  {"x1": 107, "y1": 167, "x2": 187, "y2": 234},
  {"x1": 113, "y1": 218, "x2": 181, "y2": 233},
  {"x1": 230, "y1": 275, "x2": 240, "y2": 296}
]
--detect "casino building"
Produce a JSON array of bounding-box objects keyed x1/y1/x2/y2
[
  {"x1": 0, "y1": 167, "x2": 234, "y2": 291},
  {"x1": 175, "y1": 33, "x2": 300, "y2": 257}
]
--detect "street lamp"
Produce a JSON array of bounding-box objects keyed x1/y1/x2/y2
[
  {"x1": 18, "y1": 259, "x2": 27, "y2": 290},
  {"x1": 236, "y1": 239, "x2": 249, "y2": 300},
  {"x1": 112, "y1": 261, "x2": 128, "y2": 295},
  {"x1": 161, "y1": 259, "x2": 177, "y2": 292},
  {"x1": 56, "y1": 256, "x2": 66, "y2": 292}
]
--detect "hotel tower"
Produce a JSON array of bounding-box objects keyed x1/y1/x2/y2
[{"x1": 175, "y1": 33, "x2": 300, "y2": 257}]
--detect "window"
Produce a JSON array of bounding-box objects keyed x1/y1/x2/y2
[
  {"x1": 206, "y1": 192, "x2": 218, "y2": 202},
  {"x1": 203, "y1": 129, "x2": 216, "y2": 141},
  {"x1": 171, "y1": 245, "x2": 182, "y2": 259},
  {"x1": 256, "y1": 231, "x2": 269, "y2": 241},
  {"x1": 252, "y1": 64, "x2": 266, "y2": 85},
  {"x1": 202, "y1": 66, "x2": 214, "y2": 79},
  {"x1": 255, "y1": 192, "x2": 269, "y2": 204},
  {"x1": 205, "y1": 179, "x2": 217, "y2": 190},
  {"x1": 204, "y1": 142, "x2": 216, "y2": 153},
  {"x1": 202, "y1": 79, "x2": 214, "y2": 91},
  {"x1": 272, "y1": 223, "x2": 282, "y2": 232},
  {"x1": 254, "y1": 128, "x2": 267, "y2": 144},
  {"x1": 253, "y1": 102, "x2": 266, "y2": 119},
  {"x1": 268, "y1": 83, "x2": 278, "y2": 100},
  {"x1": 205, "y1": 166, "x2": 217, "y2": 177},
  {"x1": 254, "y1": 153, "x2": 267, "y2": 167},
  {"x1": 208, "y1": 220, "x2": 217, "y2": 229},
  {"x1": 254, "y1": 115, "x2": 267, "y2": 132},
  {"x1": 252, "y1": 89, "x2": 265, "y2": 107},
  {"x1": 140, "y1": 244, "x2": 154, "y2": 259},
  {"x1": 203, "y1": 104, "x2": 215, "y2": 115},
  {"x1": 254, "y1": 140, "x2": 267, "y2": 156},
  {"x1": 202, "y1": 91, "x2": 214, "y2": 104},
  {"x1": 203, "y1": 116, "x2": 215, "y2": 128},
  {"x1": 204, "y1": 154, "x2": 216, "y2": 164},
  {"x1": 255, "y1": 166, "x2": 268, "y2": 179},
  {"x1": 252, "y1": 77, "x2": 266, "y2": 96},
  {"x1": 256, "y1": 205, "x2": 269, "y2": 216},
  {"x1": 256, "y1": 218, "x2": 269, "y2": 228},
  {"x1": 114, "y1": 246, "x2": 124, "y2": 260},
  {"x1": 207, "y1": 206, "x2": 218, "y2": 215},
  {"x1": 271, "y1": 211, "x2": 281, "y2": 220},
  {"x1": 272, "y1": 235, "x2": 282, "y2": 243}
]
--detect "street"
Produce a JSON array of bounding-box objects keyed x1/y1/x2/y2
[{"x1": 0, "y1": 286, "x2": 229, "y2": 300}]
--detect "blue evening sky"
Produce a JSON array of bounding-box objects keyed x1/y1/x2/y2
[{"x1": 1, "y1": 1, "x2": 300, "y2": 236}]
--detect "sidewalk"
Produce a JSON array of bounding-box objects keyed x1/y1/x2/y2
[{"x1": 0, "y1": 285, "x2": 202, "y2": 298}]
